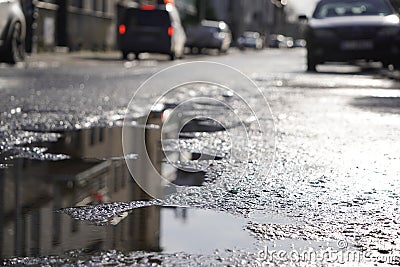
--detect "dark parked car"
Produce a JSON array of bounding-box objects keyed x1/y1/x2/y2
[
  {"x1": 0, "y1": 0, "x2": 26, "y2": 64},
  {"x1": 237, "y1": 31, "x2": 264, "y2": 50},
  {"x1": 185, "y1": 20, "x2": 232, "y2": 53},
  {"x1": 303, "y1": 0, "x2": 400, "y2": 71},
  {"x1": 117, "y1": 3, "x2": 186, "y2": 60}
]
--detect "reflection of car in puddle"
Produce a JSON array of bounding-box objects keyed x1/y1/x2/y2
[{"x1": 0, "y1": 104, "x2": 231, "y2": 258}]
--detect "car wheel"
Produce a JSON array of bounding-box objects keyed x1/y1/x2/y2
[
  {"x1": 177, "y1": 49, "x2": 184, "y2": 59},
  {"x1": 191, "y1": 47, "x2": 201, "y2": 54},
  {"x1": 6, "y1": 23, "x2": 25, "y2": 64},
  {"x1": 175, "y1": 45, "x2": 184, "y2": 59},
  {"x1": 307, "y1": 51, "x2": 317, "y2": 72},
  {"x1": 382, "y1": 61, "x2": 389, "y2": 69},
  {"x1": 393, "y1": 62, "x2": 400, "y2": 70},
  {"x1": 121, "y1": 51, "x2": 129, "y2": 60},
  {"x1": 219, "y1": 47, "x2": 228, "y2": 54},
  {"x1": 390, "y1": 57, "x2": 400, "y2": 70},
  {"x1": 169, "y1": 52, "x2": 176, "y2": 61}
]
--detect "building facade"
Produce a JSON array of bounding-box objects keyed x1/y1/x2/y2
[
  {"x1": 203, "y1": 0, "x2": 288, "y2": 41},
  {"x1": 21, "y1": 0, "x2": 116, "y2": 52}
]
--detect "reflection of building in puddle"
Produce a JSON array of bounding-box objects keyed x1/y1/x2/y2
[
  {"x1": 0, "y1": 107, "x2": 228, "y2": 259},
  {"x1": 0, "y1": 119, "x2": 163, "y2": 258}
]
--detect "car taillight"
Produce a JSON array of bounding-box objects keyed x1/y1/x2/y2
[
  {"x1": 168, "y1": 26, "x2": 174, "y2": 36},
  {"x1": 141, "y1": 4, "x2": 155, "y2": 10},
  {"x1": 164, "y1": 0, "x2": 174, "y2": 4},
  {"x1": 119, "y1": 24, "x2": 126, "y2": 35}
]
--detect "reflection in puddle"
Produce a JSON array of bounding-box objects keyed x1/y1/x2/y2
[
  {"x1": 0, "y1": 201, "x2": 254, "y2": 259},
  {"x1": 0, "y1": 160, "x2": 251, "y2": 258},
  {"x1": 0, "y1": 108, "x2": 229, "y2": 259},
  {"x1": 161, "y1": 207, "x2": 253, "y2": 254},
  {"x1": 0, "y1": 85, "x2": 275, "y2": 261},
  {"x1": 0, "y1": 150, "x2": 145, "y2": 258}
]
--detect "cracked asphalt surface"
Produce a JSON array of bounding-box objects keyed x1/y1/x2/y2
[{"x1": 1, "y1": 49, "x2": 399, "y2": 266}]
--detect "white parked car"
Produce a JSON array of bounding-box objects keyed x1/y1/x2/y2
[{"x1": 0, "y1": 0, "x2": 26, "y2": 64}]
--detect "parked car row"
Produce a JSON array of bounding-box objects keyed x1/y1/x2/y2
[
  {"x1": 237, "y1": 31, "x2": 264, "y2": 50},
  {"x1": 118, "y1": 2, "x2": 312, "y2": 60},
  {"x1": 7, "y1": 0, "x2": 399, "y2": 73},
  {"x1": 267, "y1": 34, "x2": 306, "y2": 49},
  {"x1": 117, "y1": 2, "x2": 234, "y2": 60}
]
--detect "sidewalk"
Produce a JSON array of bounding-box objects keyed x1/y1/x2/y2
[{"x1": 26, "y1": 50, "x2": 124, "y2": 64}]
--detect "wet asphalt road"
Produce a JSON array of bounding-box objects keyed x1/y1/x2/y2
[{"x1": 1, "y1": 48, "x2": 400, "y2": 266}]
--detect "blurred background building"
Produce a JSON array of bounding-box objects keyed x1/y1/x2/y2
[
  {"x1": 19, "y1": 0, "x2": 293, "y2": 53},
  {"x1": 21, "y1": 0, "x2": 117, "y2": 52}
]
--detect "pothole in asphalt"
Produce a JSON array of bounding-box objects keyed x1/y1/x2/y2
[
  {"x1": 0, "y1": 82, "x2": 276, "y2": 262},
  {"x1": 0, "y1": 107, "x2": 237, "y2": 258}
]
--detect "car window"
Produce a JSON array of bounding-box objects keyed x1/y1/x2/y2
[
  {"x1": 313, "y1": 0, "x2": 394, "y2": 18},
  {"x1": 126, "y1": 9, "x2": 171, "y2": 27}
]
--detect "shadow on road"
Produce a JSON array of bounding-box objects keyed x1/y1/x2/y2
[
  {"x1": 75, "y1": 56, "x2": 124, "y2": 62},
  {"x1": 74, "y1": 49, "x2": 230, "y2": 63},
  {"x1": 351, "y1": 96, "x2": 400, "y2": 113},
  {"x1": 311, "y1": 63, "x2": 383, "y2": 76}
]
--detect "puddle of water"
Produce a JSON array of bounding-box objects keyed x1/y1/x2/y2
[
  {"x1": 161, "y1": 207, "x2": 253, "y2": 254},
  {"x1": 0, "y1": 85, "x2": 274, "y2": 262},
  {"x1": 0, "y1": 108, "x2": 234, "y2": 260},
  {"x1": 0, "y1": 200, "x2": 253, "y2": 258}
]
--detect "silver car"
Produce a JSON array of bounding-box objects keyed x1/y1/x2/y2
[
  {"x1": 185, "y1": 20, "x2": 232, "y2": 53},
  {"x1": 0, "y1": 0, "x2": 26, "y2": 64}
]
